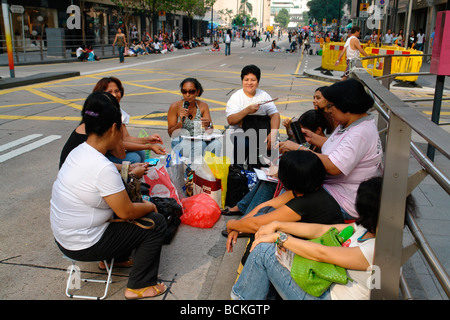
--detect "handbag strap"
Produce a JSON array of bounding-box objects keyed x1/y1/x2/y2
[{"x1": 108, "y1": 217, "x2": 155, "y2": 230}]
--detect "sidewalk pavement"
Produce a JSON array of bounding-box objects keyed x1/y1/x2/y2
[{"x1": 0, "y1": 41, "x2": 448, "y2": 300}]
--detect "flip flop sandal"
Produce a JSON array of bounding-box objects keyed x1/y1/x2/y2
[{"x1": 125, "y1": 283, "x2": 167, "y2": 300}]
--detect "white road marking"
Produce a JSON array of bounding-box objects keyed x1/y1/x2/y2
[
  {"x1": 0, "y1": 134, "x2": 43, "y2": 152},
  {"x1": 0, "y1": 135, "x2": 61, "y2": 163}
]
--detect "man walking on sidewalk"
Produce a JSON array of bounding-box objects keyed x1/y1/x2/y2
[{"x1": 335, "y1": 26, "x2": 369, "y2": 81}]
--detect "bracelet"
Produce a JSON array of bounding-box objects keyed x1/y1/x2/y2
[{"x1": 297, "y1": 144, "x2": 302, "y2": 150}]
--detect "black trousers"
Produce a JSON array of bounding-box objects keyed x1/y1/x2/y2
[{"x1": 57, "y1": 211, "x2": 167, "y2": 290}]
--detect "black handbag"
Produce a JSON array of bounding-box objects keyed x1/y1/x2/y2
[
  {"x1": 225, "y1": 165, "x2": 249, "y2": 207},
  {"x1": 151, "y1": 197, "x2": 183, "y2": 244}
]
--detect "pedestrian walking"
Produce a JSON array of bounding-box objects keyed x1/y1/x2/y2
[
  {"x1": 225, "y1": 29, "x2": 231, "y2": 56},
  {"x1": 112, "y1": 27, "x2": 127, "y2": 63}
]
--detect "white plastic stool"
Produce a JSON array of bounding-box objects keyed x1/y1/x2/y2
[{"x1": 63, "y1": 256, "x2": 114, "y2": 300}]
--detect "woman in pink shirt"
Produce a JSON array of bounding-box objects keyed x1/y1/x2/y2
[{"x1": 279, "y1": 79, "x2": 382, "y2": 220}]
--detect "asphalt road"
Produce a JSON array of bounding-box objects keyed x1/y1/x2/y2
[{"x1": 0, "y1": 38, "x2": 448, "y2": 301}]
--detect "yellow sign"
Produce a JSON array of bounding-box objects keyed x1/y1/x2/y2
[
  {"x1": 360, "y1": 3, "x2": 369, "y2": 11},
  {"x1": 158, "y1": 11, "x2": 166, "y2": 16}
]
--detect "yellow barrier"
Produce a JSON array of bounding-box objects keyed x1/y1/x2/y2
[
  {"x1": 321, "y1": 42, "x2": 423, "y2": 82},
  {"x1": 361, "y1": 46, "x2": 423, "y2": 82},
  {"x1": 321, "y1": 42, "x2": 347, "y2": 71}
]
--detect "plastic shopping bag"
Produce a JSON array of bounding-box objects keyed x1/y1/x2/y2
[
  {"x1": 180, "y1": 193, "x2": 221, "y2": 228},
  {"x1": 143, "y1": 166, "x2": 181, "y2": 206},
  {"x1": 138, "y1": 129, "x2": 151, "y2": 160},
  {"x1": 204, "y1": 151, "x2": 230, "y2": 209},
  {"x1": 191, "y1": 160, "x2": 222, "y2": 208}
]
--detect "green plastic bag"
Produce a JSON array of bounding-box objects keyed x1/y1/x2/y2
[
  {"x1": 138, "y1": 129, "x2": 150, "y2": 160},
  {"x1": 290, "y1": 227, "x2": 351, "y2": 297}
]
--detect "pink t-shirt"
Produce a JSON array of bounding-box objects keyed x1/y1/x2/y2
[{"x1": 322, "y1": 114, "x2": 382, "y2": 217}]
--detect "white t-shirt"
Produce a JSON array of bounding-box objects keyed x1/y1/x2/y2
[
  {"x1": 384, "y1": 33, "x2": 394, "y2": 44},
  {"x1": 226, "y1": 88, "x2": 279, "y2": 129},
  {"x1": 322, "y1": 114, "x2": 382, "y2": 217},
  {"x1": 416, "y1": 33, "x2": 425, "y2": 44},
  {"x1": 50, "y1": 142, "x2": 125, "y2": 251},
  {"x1": 76, "y1": 47, "x2": 84, "y2": 58},
  {"x1": 330, "y1": 223, "x2": 375, "y2": 300},
  {"x1": 121, "y1": 108, "x2": 130, "y2": 125}
]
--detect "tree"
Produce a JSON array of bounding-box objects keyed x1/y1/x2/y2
[
  {"x1": 218, "y1": 8, "x2": 233, "y2": 27},
  {"x1": 306, "y1": 0, "x2": 349, "y2": 25},
  {"x1": 274, "y1": 8, "x2": 290, "y2": 29},
  {"x1": 240, "y1": 0, "x2": 253, "y2": 15}
]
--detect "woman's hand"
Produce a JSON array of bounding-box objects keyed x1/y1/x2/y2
[
  {"x1": 250, "y1": 233, "x2": 278, "y2": 252},
  {"x1": 142, "y1": 197, "x2": 158, "y2": 213},
  {"x1": 179, "y1": 106, "x2": 189, "y2": 121},
  {"x1": 226, "y1": 230, "x2": 239, "y2": 253},
  {"x1": 278, "y1": 140, "x2": 300, "y2": 154},
  {"x1": 129, "y1": 162, "x2": 149, "y2": 178},
  {"x1": 200, "y1": 117, "x2": 212, "y2": 129},
  {"x1": 246, "y1": 103, "x2": 260, "y2": 115},
  {"x1": 255, "y1": 221, "x2": 279, "y2": 239},
  {"x1": 149, "y1": 144, "x2": 166, "y2": 155},
  {"x1": 145, "y1": 134, "x2": 163, "y2": 144},
  {"x1": 282, "y1": 118, "x2": 292, "y2": 128}
]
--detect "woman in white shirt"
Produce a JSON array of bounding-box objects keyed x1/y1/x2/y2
[
  {"x1": 51, "y1": 91, "x2": 167, "y2": 300},
  {"x1": 226, "y1": 64, "x2": 280, "y2": 166},
  {"x1": 231, "y1": 177, "x2": 418, "y2": 300}
]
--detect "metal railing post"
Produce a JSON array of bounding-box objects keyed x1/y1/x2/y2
[{"x1": 370, "y1": 112, "x2": 412, "y2": 300}]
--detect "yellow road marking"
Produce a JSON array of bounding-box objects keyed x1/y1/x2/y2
[
  {"x1": 0, "y1": 115, "x2": 80, "y2": 121},
  {"x1": 26, "y1": 88, "x2": 83, "y2": 110}
]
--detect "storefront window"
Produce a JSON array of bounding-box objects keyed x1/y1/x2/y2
[{"x1": 11, "y1": 6, "x2": 57, "y2": 49}]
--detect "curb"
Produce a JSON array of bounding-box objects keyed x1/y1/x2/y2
[{"x1": 0, "y1": 71, "x2": 80, "y2": 89}]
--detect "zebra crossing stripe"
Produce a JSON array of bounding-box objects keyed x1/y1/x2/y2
[
  {"x1": 0, "y1": 135, "x2": 61, "y2": 163},
  {"x1": 0, "y1": 134, "x2": 43, "y2": 152}
]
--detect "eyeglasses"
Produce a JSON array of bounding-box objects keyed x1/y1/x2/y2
[{"x1": 181, "y1": 89, "x2": 197, "y2": 95}]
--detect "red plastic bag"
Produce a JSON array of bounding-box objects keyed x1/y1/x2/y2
[
  {"x1": 180, "y1": 193, "x2": 221, "y2": 228},
  {"x1": 144, "y1": 166, "x2": 181, "y2": 206}
]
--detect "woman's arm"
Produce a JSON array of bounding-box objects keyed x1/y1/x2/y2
[
  {"x1": 104, "y1": 190, "x2": 156, "y2": 220},
  {"x1": 227, "y1": 204, "x2": 300, "y2": 234},
  {"x1": 252, "y1": 232, "x2": 370, "y2": 271},
  {"x1": 167, "y1": 102, "x2": 184, "y2": 137},
  {"x1": 256, "y1": 220, "x2": 349, "y2": 240},
  {"x1": 199, "y1": 101, "x2": 213, "y2": 128},
  {"x1": 227, "y1": 104, "x2": 260, "y2": 126}
]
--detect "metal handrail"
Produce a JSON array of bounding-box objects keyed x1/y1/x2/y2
[{"x1": 352, "y1": 68, "x2": 450, "y2": 300}]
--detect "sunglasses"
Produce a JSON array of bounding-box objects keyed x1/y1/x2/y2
[{"x1": 181, "y1": 89, "x2": 197, "y2": 95}]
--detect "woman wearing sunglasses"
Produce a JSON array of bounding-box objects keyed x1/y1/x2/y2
[{"x1": 167, "y1": 78, "x2": 221, "y2": 160}]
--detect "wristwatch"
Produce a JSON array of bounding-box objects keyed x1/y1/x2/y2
[{"x1": 276, "y1": 232, "x2": 288, "y2": 248}]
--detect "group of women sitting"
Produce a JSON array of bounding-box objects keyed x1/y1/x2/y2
[{"x1": 50, "y1": 65, "x2": 417, "y2": 300}]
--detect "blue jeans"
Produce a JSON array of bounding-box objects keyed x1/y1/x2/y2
[
  {"x1": 225, "y1": 43, "x2": 231, "y2": 55},
  {"x1": 237, "y1": 180, "x2": 277, "y2": 215},
  {"x1": 118, "y1": 46, "x2": 124, "y2": 62},
  {"x1": 231, "y1": 242, "x2": 332, "y2": 300},
  {"x1": 107, "y1": 150, "x2": 146, "y2": 164}
]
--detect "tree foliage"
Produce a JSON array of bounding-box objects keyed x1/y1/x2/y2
[
  {"x1": 274, "y1": 8, "x2": 290, "y2": 29},
  {"x1": 306, "y1": 0, "x2": 349, "y2": 24}
]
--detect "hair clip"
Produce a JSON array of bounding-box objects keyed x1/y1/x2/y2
[{"x1": 85, "y1": 110, "x2": 99, "y2": 117}]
